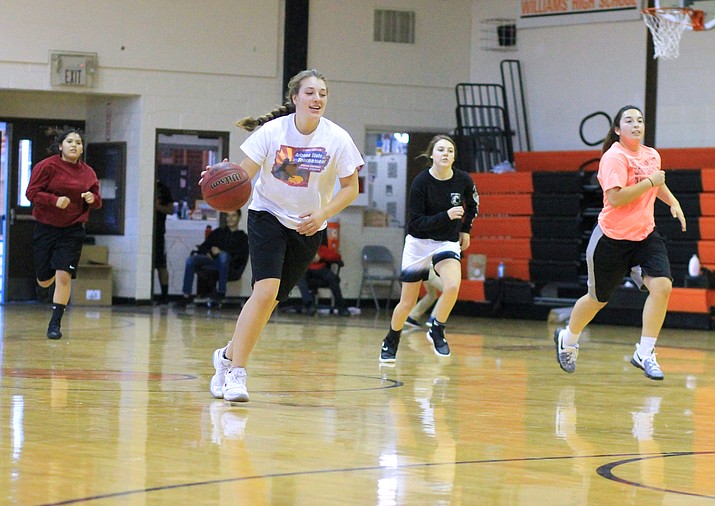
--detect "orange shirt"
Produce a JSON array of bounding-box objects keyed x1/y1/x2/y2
[{"x1": 597, "y1": 142, "x2": 660, "y2": 241}]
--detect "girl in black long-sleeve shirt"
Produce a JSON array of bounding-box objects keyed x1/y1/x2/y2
[{"x1": 380, "y1": 134, "x2": 479, "y2": 362}]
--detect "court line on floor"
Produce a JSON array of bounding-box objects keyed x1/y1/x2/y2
[{"x1": 36, "y1": 451, "x2": 715, "y2": 505}]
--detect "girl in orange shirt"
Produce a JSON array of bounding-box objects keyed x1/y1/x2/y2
[{"x1": 554, "y1": 105, "x2": 686, "y2": 381}]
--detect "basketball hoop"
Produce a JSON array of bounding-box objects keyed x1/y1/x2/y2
[{"x1": 642, "y1": 7, "x2": 705, "y2": 59}]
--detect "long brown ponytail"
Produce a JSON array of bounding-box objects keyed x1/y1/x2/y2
[{"x1": 235, "y1": 69, "x2": 328, "y2": 132}]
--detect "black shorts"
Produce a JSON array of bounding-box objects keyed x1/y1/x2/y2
[
  {"x1": 587, "y1": 225, "x2": 672, "y2": 302},
  {"x1": 247, "y1": 210, "x2": 323, "y2": 302},
  {"x1": 33, "y1": 222, "x2": 86, "y2": 281}
]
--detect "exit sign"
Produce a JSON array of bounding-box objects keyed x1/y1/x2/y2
[{"x1": 50, "y1": 51, "x2": 97, "y2": 88}]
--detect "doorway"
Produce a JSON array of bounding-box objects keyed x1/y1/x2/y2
[
  {"x1": 363, "y1": 130, "x2": 446, "y2": 229},
  {"x1": 153, "y1": 130, "x2": 229, "y2": 300},
  {"x1": 0, "y1": 118, "x2": 85, "y2": 303}
]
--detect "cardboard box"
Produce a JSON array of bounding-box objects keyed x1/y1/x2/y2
[
  {"x1": 80, "y1": 245, "x2": 109, "y2": 265},
  {"x1": 72, "y1": 265, "x2": 113, "y2": 306},
  {"x1": 363, "y1": 209, "x2": 388, "y2": 227}
]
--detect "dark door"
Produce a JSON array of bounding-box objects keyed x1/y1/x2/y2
[{"x1": 4, "y1": 119, "x2": 84, "y2": 301}]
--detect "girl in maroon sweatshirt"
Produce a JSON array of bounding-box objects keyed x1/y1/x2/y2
[{"x1": 25, "y1": 127, "x2": 102, "y2": 339}]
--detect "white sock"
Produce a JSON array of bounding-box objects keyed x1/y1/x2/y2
[
  {"x1": 562, "y1": 326, "x2": 580, "y2": 347},
  {"x1": 639, "y1": 336, "x2": 657, "y2": 356}
]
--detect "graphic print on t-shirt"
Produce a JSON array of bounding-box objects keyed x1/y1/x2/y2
[
  {"x1": 450, "y1": 193, "x2": 462, "y2": 207},
  {"x1": 629, "y1": 154, "x2": 659, "y2": 185},
  {"x1": 272, "y1": 145, "x2": 331, "y2": 187}
]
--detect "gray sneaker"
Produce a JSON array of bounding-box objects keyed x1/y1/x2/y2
[
  {"x1": 554, "y1": 328, "x2": 579, "y2": 373},
  {"x1": 630, "y1": 344, "x2": 664, "y2": 380}
]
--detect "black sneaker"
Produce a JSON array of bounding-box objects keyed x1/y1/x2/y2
[
  {"x1": 380, "y1": 334, "x2": 400, "y2": 363},
  {"x1": 426, "y1": 325, "x2": 450, "y2": 357},
  {"x1": 47, "y1": 324, "x2": 62, "y2": 340}
]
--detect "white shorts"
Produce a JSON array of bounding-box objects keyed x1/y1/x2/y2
[{"x1": 400, "y1": 235, "x2": 461, "y2": 283}]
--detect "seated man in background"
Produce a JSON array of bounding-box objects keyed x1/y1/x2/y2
[
  {"x1": 178, "y1": 209, "x2": 248, "y2": 306},
  {"x1": 297, "y1": 234, "x2": 349, "y2": 316}
]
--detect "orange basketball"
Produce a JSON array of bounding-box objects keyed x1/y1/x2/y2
[{"x1": 200, "y1": 161, "x2": 251, "y2": 212}]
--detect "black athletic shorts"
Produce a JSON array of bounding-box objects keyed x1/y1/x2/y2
[
  {"x1": 33, "y1": 222, "x2": 86, "y2": 281},
  {"x1": 247, "y1": 210, "x2": 323, "y2": 302},
  {"x1": 586, "y1": 225, "x2": 672, "y2": 303}
]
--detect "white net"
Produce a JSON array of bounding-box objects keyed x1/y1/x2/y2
[{"x1": 642, "y1": 8, "x2": 693, "y2": 59}]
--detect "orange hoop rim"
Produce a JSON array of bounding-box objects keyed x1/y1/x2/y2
[{"x1": 642, "y1": 7, "x2": 705, "y2": 31}]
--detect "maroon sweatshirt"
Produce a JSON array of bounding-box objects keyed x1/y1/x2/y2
[{"x1": 25, "y1": 154, "x2": 102, "y2": 228}]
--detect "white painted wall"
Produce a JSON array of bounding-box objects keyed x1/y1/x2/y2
[
  {"x1": 470, "y1": 0, "x2": 715, "y2": 149},
  {"x1": 1, "y1": 0, "x2": 713, "y2": 302}
]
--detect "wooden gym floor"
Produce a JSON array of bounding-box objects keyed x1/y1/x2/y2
[{"x1": 1, "y1": 302, "x2": 714, "y2": 505}]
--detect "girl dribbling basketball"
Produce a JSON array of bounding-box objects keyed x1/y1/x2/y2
[{"x1": 207, "y1": 69, "x2": 363, "y2": 402}]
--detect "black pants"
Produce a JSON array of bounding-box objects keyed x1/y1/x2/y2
[{"x1": 297, "y1": 267, "x2": 345, "y2": 308}]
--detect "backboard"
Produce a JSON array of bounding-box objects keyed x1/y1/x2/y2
[{"x1": 653, "y1": 0, "x2": 715, "y2": 29}]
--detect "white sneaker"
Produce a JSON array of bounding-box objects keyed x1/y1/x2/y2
[
  {"x1": 210, "y1": 343, "x2": 232, "y2": 398},
  {"x1": 223, "y1": 367, "x2": 250, "y2": 402}
]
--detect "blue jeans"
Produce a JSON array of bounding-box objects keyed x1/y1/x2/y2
[{"x1": 182, "y1": 252, "x2": 231, "y2": 295}]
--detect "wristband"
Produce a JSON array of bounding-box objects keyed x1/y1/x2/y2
[{"x1": 646, "y1": 177, "x2": 654, "y2": 187}]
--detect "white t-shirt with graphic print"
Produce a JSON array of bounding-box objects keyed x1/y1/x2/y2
[{"x1": 241, "y1": 114, "x2": 363, "y2": 230}]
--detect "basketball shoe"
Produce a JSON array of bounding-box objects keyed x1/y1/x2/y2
[
  {"x1": 554, "y1": 328, "x2": 578, "y2": 373},
  {"x1": 210, "y1": 343, "x2": 231, "y2": 398},
  {"x1": 223, "y1": 367, "x2": 250, "y2": 402},
  {"x1": 426, "y1": 323, "x2": 450, "y2": 357},
  {"x1": 630, "y1": 344, "x2": 664, "y2": 380},
  {"x1": 380, "y1": 333, "x2": 400, "y2": 363}
]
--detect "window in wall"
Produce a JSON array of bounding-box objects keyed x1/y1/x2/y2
[
  {"x1": 374, "y1": 9, "x2": 416, "y2": 44},
  {"x1": 17, "y1": 139, "x2": 32, "y2": 208},
  {"x1": 85, "y1": 142, "x2": 126, "y2": 235}
]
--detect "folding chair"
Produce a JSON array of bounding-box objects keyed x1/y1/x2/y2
[{"x1": 356, "y1": 245, "x2": 400, "y2": 310}]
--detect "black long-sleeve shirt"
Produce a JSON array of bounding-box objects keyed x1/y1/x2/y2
[
  {"x1": 197, "y1": 227, "x2": 249, "y2": 271},
  {"x1": 407, "y1": 169, "x2": 479, "y2": 242}
]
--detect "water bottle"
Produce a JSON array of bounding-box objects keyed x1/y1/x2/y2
[
  {"x1": 688, "y1": 254, "x2": 701, "y2": 277},
  {"x1": 180, "y1": 200, "x2": 188, "y2": 220},
  {"x1": 497, "y1": 260, "x2": 505, "y2": 279}
]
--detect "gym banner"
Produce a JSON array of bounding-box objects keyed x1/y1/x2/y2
[{"x1": 519, "y1": 0, "x2": 643, "y2": 27}]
